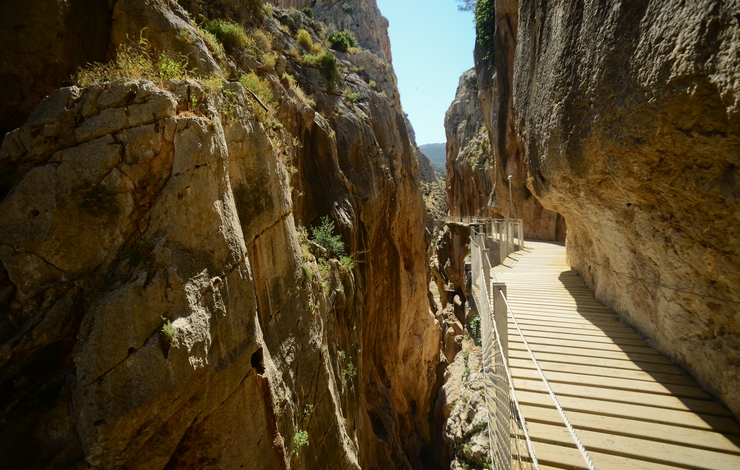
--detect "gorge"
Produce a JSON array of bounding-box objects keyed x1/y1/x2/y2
[{"x1": 0, "y1": 0, "x2": 738, "y2": 469}]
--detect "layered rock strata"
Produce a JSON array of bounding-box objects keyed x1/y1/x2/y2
[
  {"x1": 515, "y1": 0, "x2": 740, "y2": 418},
  {"x1": 0, "y1": 1, "x2": 440, "y2": 468}
]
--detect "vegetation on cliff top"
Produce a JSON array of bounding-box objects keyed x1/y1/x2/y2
[{"x1": 457, "y1": 0, "x2": 495, "y2": 68}]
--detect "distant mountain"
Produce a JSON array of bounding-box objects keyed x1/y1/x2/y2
[{"x1": 419, "y1": 143, "x2": 446, "y2": 166}]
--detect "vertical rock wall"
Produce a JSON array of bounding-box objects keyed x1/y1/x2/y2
[
  {"x1": 515, "y1": 0, "x2": 740, "y2": 418},
  {"x1": 444, "y1": 0, "x2": 565, "y2": 239},
  {"x1": 0, "y1": 0, "x2": 440, "y2": 468},
  {"x1": 445, "y1": 70, "x2": 495, "y2": 218}
]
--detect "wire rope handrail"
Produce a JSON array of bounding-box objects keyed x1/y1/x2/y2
[
  {"x1": 500, "y1": 289, "x2": 597, "y2": 470},
  {"x1": 471, "y1": 221, "x2": 537, "y2": 469},
  {"x1": 479, "y1": 260, "x2": 540, "y2": 470}
]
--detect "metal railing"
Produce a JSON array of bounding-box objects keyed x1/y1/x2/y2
[
  {"x1": 470, "y1": 220, "x2": 537, "y2": 470},
  {"x1": 470, "y1": 219, "x2": 596, "y2": 470}
]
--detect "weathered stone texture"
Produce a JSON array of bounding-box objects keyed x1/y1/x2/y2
[
  {"x1": 0, "y1": 1, "x2": 439, "y2": 468},
  {"x1": 445, "y1": 70, "x2": 495, "y2": 219},
  {"x1": 515, "y1": 0, "x2": 740, "y2": 417}
]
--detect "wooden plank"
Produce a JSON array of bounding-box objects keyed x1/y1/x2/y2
[
  {"x1": 509, "y1": 368, "x2": 711, "y2": 400},
  {"x1": 508, "y1": 358, "x2": 699, "y2": 386},
  {"x1": 506, "y1": 329, "x2": 651, "y2": 347},
  {"x1": 508, "y1": 326, "x2": 652, "y2": 346},
  {"x1": 526, "y1": 421, "x2": 740, "y2": 469},
  {"x1": 515, "y1": 390, "x2": 740, "y2": 434},
  {"x1": 526, "y1": 440, "x2": 679, "y2": 470},
  {"x1": 508, "y1": 342, "x2": 675, "y2": 366},
  {"x1": 508, "y1": 335, "x2": 665, "y2": 356},
  {"x1": 512, "y1": 377, "x2": 732, "y2": 417},
  {"x1": 508, "y1": 349, "x2": 686, "y2": 376},
  {"x1": 518, "y1": 404, "x2": 740, "y2": 454},
  {"x1": 511, "y1": 317, "x2": 638, "y2": 334}
]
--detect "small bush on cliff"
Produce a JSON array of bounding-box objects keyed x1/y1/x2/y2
[
  {"x1": 240, "y1": 0, "x2": 265, "y2": 22},
  {"x1": 300, "y1": 7, "x2": 313, "y2": 18},
  {"x1": 475, "y1": 0, "x2": 496, "y2": 68},
  {"x1": 204, "y1": 19, "x2": 251, "y2": 53},
  {"x1": 160, "y1": 317, "x2": 176, "y2": 344},
  {"x1": 311, "y1": 216, "x2": 345, "y2": 258},
  {"x1": 339, "y1": 256, "x2": 354, "y2": 272},
  {"x1": 292, "y1": 430, "x2": 309, "y2": 453},
  {"x1": 75, "y1": 36, "x2": 188, "y2": 86},
  {"x1": 327, "y1": 30, "x2": 357, "y2": 52},
  {"x1": 239, "y1": 72, "x2": 279, "y2": 125},
  {"x1": 296, "y1": 29, "x2": 313, "y2": 50},
  {"x1": 469, "y1": 313, "x2": 481, "y2": 344},
  {"x1": 316, "y1": 51, "x2": 339, "y2": 90}
]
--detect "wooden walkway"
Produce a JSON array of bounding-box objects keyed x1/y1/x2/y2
[{"x1": 492, "y1": 241, "x2": 740, "y2": 470}]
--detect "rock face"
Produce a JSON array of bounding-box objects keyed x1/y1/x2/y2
[
  {"x1": 0, "y1": 0, "x2": 112, "y2": 140},
  {"x1": 515, "y1": 0, "x2": 740, "y2": 418},
  {"x1": 274, "y1": 0, "x2": 392, "y2": 62},
  {"x1": 443, "y1": 1, "x2": 565, "y2": 240},
  {"x1": 0, "y1": 1, "x2": 440, "y2": 468},
  {"x1": 405, "y1": 114, "x2": 436, "y2": 183},
  {"x1": 435, "y1": 342, "x2": 491, "y2": 470},
  {"x1": 445, "y1": 70, "x2": 494, "y2": 218}
]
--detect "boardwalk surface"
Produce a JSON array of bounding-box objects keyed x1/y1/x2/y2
[{"x1": 492, "y1": 241, "x2": 740, "y2": 470}]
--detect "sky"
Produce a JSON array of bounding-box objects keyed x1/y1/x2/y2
[{"x1": 376, "y1": 0, "x2": 475, "y2": 145}]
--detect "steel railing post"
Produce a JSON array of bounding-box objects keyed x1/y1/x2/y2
[{"x1": 493, "y1": 283, "x2": 508, "y2": 362}]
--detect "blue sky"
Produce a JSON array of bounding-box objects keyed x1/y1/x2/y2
[{"x1": 376, "y1": 0, "x2": 475, "y2": 145}]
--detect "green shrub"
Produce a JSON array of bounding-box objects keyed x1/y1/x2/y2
[
  {"x1": 469, "y1": 313, "x2": 481, "y2": 344},
  {"x1": 239, "y1": 72, "x2": 275, "y2": 121},
  {"x1": 311, "y1": 216, "x2": 345, "y2": 258},
  {"x1": 474, "y1": 0, "x2": 496, "y2": 68},
  {"x1": 300, "y1": 7, "x2": 313, "y2": 18},
  {"x1": 293, "y1": 430, "x2": 309, "y2": 453},
  {"x1": 341, "y1": 3, "x2": 352, "y2": 13},
  {"x1": 157, "y1": 53, "x2": 188, "y2": 81},
  {"x1": 316, "y1": 51, "x2": 339, "y2": 89},
  {"x1": 203, "y1": 19, "x2": 250, "y2": 53},
  {"x1": 339, "y1": 256, "x2": 354, "y2": 272},
  {"x1": 302, "y1": 263, "x2": 313, "y2": 281},
  {"x1": 343, "y1": 362, "x2": 357, "y2": 379},
  {"x1": 296, "y1": 29, "x2": 313, "y2": 50},
  {"x1": 280, "y1": 9, "x2": 304, "y2": 33},
  {"x1": 242, "y1": 0, "x2": 265, "y2": 22},
  {"x1": 343, "y1": 89, "x2": 359, "y2": 106},
  {"x1": 160, "y1": 317, "x2": 176, "y2": 344},
  {"x1": 281, "y1": 72, "x2": 297, "y2": 88},
  {"x1": 327, "y1": 30, "x2": 357, "y2": 52}
]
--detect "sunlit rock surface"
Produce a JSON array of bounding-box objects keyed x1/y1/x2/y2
[{"x1": 515, "y1": 0, "x2": 740, "y2": 418}]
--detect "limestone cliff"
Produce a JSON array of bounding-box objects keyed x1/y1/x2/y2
[
  {"x1": 445, "y1": 70, "x2": 494, "y2": 218},
  {"x1": 444, "y1": 1, "x2": 565, "y2": 240},
  {"x1": 515, "y1": 0, "x2": 740, "y2": 418},
  {"x1": 0, "y1": 1, "x2": 440, "y2": 468},
  {"x1": 274, "y1": 0, "x2": 392, "y2": 63},
  {"x1": 405, "y1": 114, "x2": 436, "y2": 184}
]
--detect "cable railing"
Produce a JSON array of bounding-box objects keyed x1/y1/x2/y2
[
  {"x1": 470, "y1": 221, "x2": 536, "y2": 470},
  {"x1": 470, "y1": 219, "x2": 596, "y2": 470}
]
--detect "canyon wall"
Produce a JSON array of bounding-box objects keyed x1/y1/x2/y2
[
  {"x1": 515, "y1": 0, "x2": 740, "y2": 418},
  {"x1": 444, "y1": 0, "x2": 564, "y2": 239},
  {"x1": 445, "y1": 70, "x2": 494, "y2": 218},
  {"x1": 0, "y1": 0, "x2": 440, "y2": 468}
]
